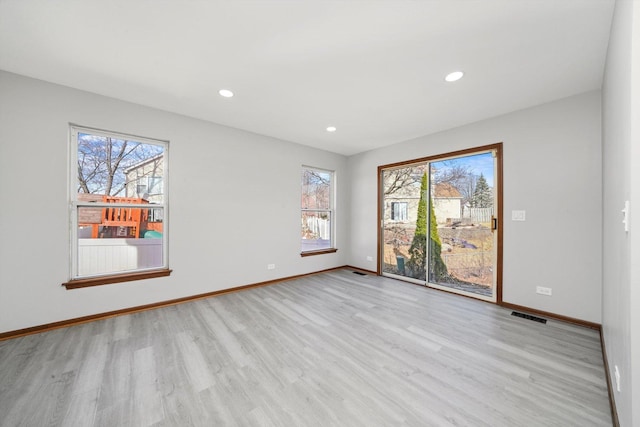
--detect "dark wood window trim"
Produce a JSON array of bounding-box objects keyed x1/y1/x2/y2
[
  {"x1": 300, "y1": 248, "x2": 338, "y2": 257},
  {"x1": 377, "y1": 142, "x2": 503, "y2": 304},
  {"x1": 63, "y1": 268, "x2": 172, "y2": 290}
]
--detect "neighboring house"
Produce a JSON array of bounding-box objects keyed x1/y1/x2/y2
[
  {"x1": 383, "y1": 176, "x2": 463, "y2": 226},
  {"x1": 123, "y1": 154, "x2": 165, "y2": 226},
  {"x1": 124, "y1": 154, "x2": 164, "y2": 204},
  {"x1": 431, "y1": 182, "x2": 462, "y2": 224},
  {"x1": 382, "y1": 166, "x2": 426, "y2": 226}
]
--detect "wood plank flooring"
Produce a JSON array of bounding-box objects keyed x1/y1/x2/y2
[{"x1": 0, "y1": 269, "x2": 612, "y2": 426}]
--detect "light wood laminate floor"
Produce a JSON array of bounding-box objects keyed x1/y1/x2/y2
[{"x1": 0, "y1": 269, "x2": 612, "y2": 426}]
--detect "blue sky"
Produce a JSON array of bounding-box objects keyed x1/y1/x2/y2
[{"x1": 433, "y1": 152, "x2": 494, "y2": 187}]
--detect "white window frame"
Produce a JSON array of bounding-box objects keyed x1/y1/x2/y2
[
  {"x1": 67, "y1": 124, "x2": 170, "y2": 285},
  {"x1": 390, "y1": 201, "x2": 408, "y2": 221},
  {"x1": 301, "y1": 166, "x2": 336, "y2": 255}
]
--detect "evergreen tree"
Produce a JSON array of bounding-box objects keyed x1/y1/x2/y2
[
  {"x1": 428, "y1": 196, "x2": 448, "y2": 281},
  {"x1": 472, "y1": 173, "x2": 493, "y2": 208},
  {"x1": 407, "y1": 173, "x2": 448, "y2": 281}
]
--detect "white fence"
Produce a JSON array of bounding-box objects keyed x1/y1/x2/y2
[
  {"x1": 78, "y1": 238, "x2": 163, "y2": 276},
  {"x1": 462, "y1": 207, "x2": 494, "y2": 223},
  {"x1": 304, "y1": 216, "x2": 330, "y2": 239}
]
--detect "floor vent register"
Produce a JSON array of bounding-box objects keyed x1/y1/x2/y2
[{"x1": 511, "y1": 311, "x2": 547, "y2": 324}]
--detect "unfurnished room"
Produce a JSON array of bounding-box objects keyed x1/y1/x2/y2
[{"x1": 0, "y1": 1, "x2": 638, "y2": 426}]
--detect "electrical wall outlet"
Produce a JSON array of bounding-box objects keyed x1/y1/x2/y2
[
  {"x1": 366, "y1": 256, "x2": 373, "y2": 262},
  {"x1": 267, "y1": 264, "x2": 276, "y2": 270},
  {"x1": 536, "y1": 286, "x2": 552, "y2": 296}
]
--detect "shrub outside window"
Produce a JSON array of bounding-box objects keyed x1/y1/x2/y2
[
  {"x1": 67, "y1": 125, "x2": 169, "y2": 287},
  {"x1": 301, "y1": 167, "x2": 335, "y2": 254}
]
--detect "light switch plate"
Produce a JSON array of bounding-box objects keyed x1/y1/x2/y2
[
  {"x1": 622, "y1": 201, "x2": 630, "y2": 232},
  {"x1": 512, "y1": 210, "x2": 526, "y2": 221}
]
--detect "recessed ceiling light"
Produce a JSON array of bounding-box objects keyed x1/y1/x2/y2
[
  {"x1": 219, "y1": 89, "x2": 234, "y2": 98},
  {"x1": 326, "y1": 126, "x2": 337, "y2": 132},
  {"x1": 445, "y1": 71, "x2": 464, "y2": 82}
]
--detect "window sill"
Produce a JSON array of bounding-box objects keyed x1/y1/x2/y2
[
  {"x1": 63, "y1": 269, "x2": 172, "y2": 290},
  {"x1": 300, "y1": 248, "x2": 338, "y2": 257}
]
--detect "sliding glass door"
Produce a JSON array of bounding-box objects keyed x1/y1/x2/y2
[
  {"x1": 381, "y1": 163, "x2": 428, "y2": 283},
  {"x1": 379, "y1": 145, "x2": 502, "y2": 302}
]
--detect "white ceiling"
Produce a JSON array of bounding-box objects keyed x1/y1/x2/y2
[{"x1": 0, "y1": 0, "x2": 615, "y2": 156}]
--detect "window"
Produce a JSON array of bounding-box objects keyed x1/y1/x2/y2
[
  {"x1": 301, "y1": 166, "x2": 336, "y2": 255},
  {"x1": 136, "y1": 183, "x2": 148, "y2": 195},
  {"x1": 148, "y1": 176, "x2": 163, "y2": 196},
  {"x1": 390, "y1": 202, "x2": 408, "y2": 221},
  {"x1": 132, "y1": 176, "x2": 162, "y2": 199},
  {"x1": 64, "y1": 125, "x2": 170, "y2": 288}
]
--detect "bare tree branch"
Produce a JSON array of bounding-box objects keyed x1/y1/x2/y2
[{"x1": 77, "y1": 133, "x2": 162, "y2": 196}]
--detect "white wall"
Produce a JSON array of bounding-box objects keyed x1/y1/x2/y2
[
  {"x1": 602, "y1": 0, "x2": 639, "y2": 425},
  {"x1": 347, "y1": 91, "x2": 603, "y2": 324},
  {"x1": 631, "y1": 3, "x2": 640, "y2": 421},
  {"x1": 0, "y1": 71, "x2": 348, "y2": 333}
]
